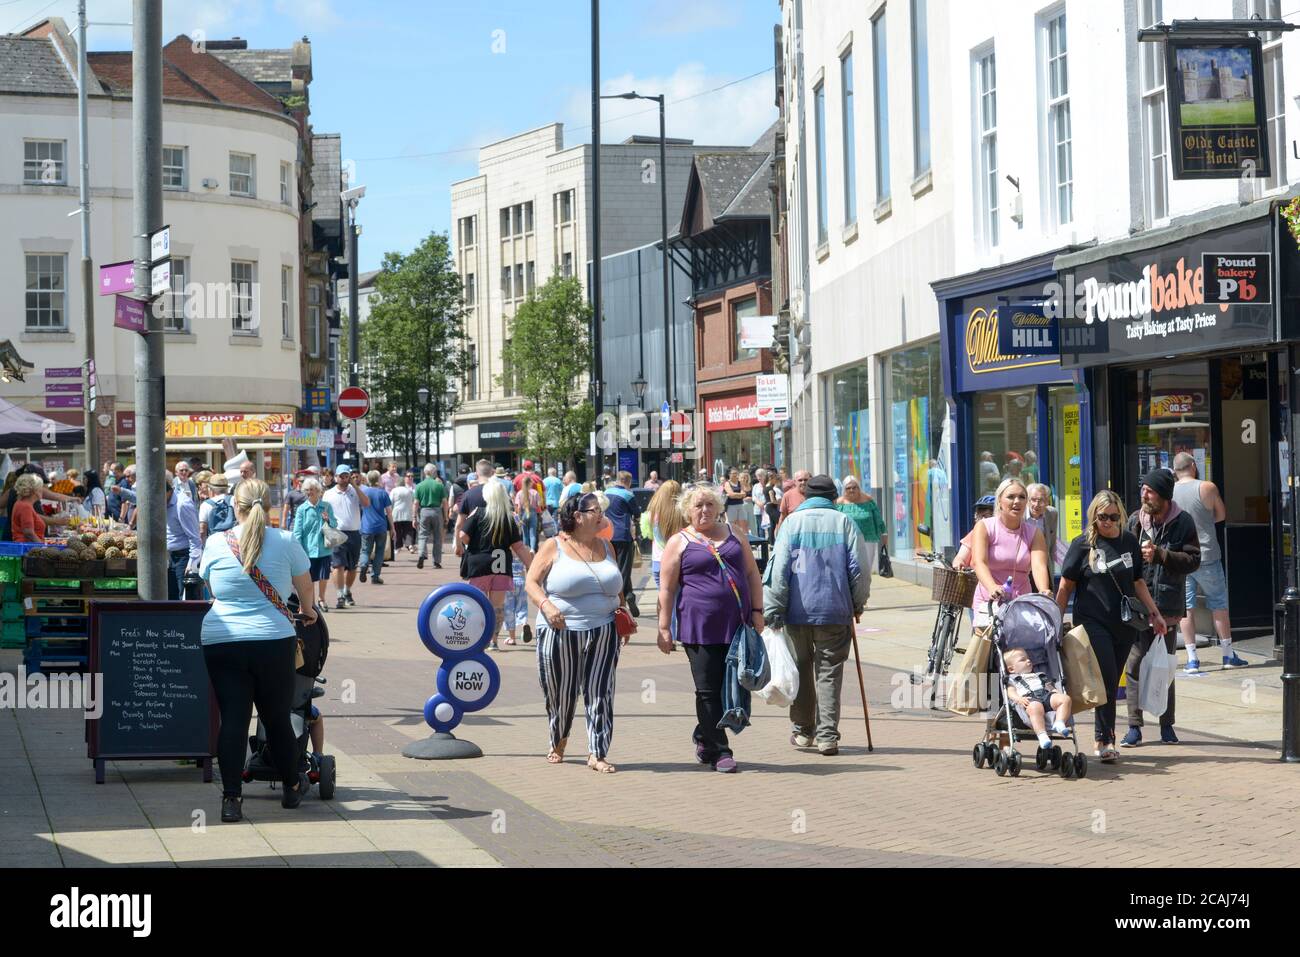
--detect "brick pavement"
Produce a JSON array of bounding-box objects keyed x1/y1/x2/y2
[{"x1": 1, "y1": 544, "x2": 1296, "y2": 867}]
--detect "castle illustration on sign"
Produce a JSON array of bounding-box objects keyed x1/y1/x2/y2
[{"x1": 1180, "y1": 57, "x2": 1253, "y2": 103}]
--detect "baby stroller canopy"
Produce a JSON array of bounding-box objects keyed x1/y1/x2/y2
[{"x1": 996, "y1": 593, "x2": 1062, "y2": 667}]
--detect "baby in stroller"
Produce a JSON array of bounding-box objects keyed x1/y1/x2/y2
[{"x1": 1004, "y1": 647, "x2": 1072, "y2": 748}]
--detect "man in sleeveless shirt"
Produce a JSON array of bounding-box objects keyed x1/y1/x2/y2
[{"x1": 1172, "y1": 452, "x2": 1248, "y2": 671}]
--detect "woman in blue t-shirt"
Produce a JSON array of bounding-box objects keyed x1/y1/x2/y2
[{"x1": 200, "y1": 478, "x2": 316, "y2": 824}]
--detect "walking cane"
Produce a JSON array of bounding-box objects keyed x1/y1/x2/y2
[{"x1": 851, "y1": 620, "x2": 874, "y2": 752}]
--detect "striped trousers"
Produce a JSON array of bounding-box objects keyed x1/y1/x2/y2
[{"x1": 536, "y1": 620, "x2": 621, "y2": 760}]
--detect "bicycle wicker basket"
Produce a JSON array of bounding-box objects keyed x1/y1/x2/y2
[{"x1": 931, "y1": 564, "x2": 978, "y2": 608}]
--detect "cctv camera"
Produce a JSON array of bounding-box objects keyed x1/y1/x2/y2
[{"x1": 341, "y1": 185, "x2": 366, "y2": 202}]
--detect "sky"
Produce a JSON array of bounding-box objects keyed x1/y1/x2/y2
[{"x1": 3, "y1": 0, "x2": 780, "y2": 271}]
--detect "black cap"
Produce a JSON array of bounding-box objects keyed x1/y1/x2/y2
[
  {"x1": 805, "y1": 474, "x2": 838, "y2": 499},
  {"x1": 1141, "y1": 468, "x2": 1175, "y2": 501}
]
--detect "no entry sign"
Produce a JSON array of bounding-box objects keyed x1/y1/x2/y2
[{"x1": 337, "y1": 386, "x2": 370, "y2": 420}]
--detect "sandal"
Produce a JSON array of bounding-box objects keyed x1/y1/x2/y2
[
  {"x1": 546, "y1": 738, "x2": 567, "y2": 764},
  {"x1": 587, "y1": 754, "x2": 617, "y2": 774},
  {"x1": 504, "y1": 636, "x2": 517, "y2": 646}
]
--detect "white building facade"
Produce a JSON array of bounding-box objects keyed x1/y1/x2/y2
[{"x1": 1, "y1": 23, "x2": 304, "y2": 479}]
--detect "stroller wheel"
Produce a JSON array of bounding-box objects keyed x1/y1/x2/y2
[
  {"x1": 1034, "y1": 747, "x2": 1048, "y2": 772},
  {"x1": 1074, "y1": 752, "x2": 1088, "y2": 779},
  {"x1": 994, "y1": 750, "x2": 1008, "y2": 776},
  {"x1": 317, "y1": 754, "x2": 336, "y2": 800},
  {"x1": 1060, "y1": 753, "x2": 1076, "y2": 779},
  {"x1": 972, "y1": 743, "x2": 986, "y2": 769},
  {"x1": 1049, "y1": 745, "x2": 1062, "y2": 770},
  {"x1": 1008, "y1": 752, "x2": 1022, "y2": 777}
]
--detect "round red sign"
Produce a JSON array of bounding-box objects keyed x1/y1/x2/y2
[{"x1": 338, "y1": 386, "x2": 370, "y2": 420}]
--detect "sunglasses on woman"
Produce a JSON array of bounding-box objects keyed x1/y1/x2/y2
[{"x1": 1096, "y1": 512, "x2": 1121, "y2": 523}]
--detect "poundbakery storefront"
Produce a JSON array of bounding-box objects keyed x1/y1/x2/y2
[
  {"x1": 935, "y1": 251, "x2": 1093, "y2": 568},
  {"x1": 1056, "y1": 205, "x2": 1283, "y2": 632}
]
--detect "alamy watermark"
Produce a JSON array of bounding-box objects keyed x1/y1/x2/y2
[{"x1": 0, "y1": 667, "x2": 103, "y2": 719}]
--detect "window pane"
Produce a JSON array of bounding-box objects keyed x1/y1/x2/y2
[
  {"x1": 734, "y1": 296, "x2": 760, "y2": 361},
  {"x1": 814, "y1": 83, "x2": 828, "y2": 243},
  {"x1": 841, "y1": 52, "x2": 857, "y2": 224},
  {"x1": 911, "y1": 0, "x2": 930, "y2": 174},
  {"x1": 872, "y1": 11, "x2": 891, "y2": 201}
]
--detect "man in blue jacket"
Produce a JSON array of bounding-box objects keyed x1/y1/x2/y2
[
  {"x1": 604, "y1": 470, "x2": 643, "y2": 617},
  {"x1": 763, "y1": 474, "x2": 870, "y2": 756}
]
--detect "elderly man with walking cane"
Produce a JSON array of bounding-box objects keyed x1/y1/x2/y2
[{"x1": 763, "y1": 474, "x2": 872, "y2": 756}]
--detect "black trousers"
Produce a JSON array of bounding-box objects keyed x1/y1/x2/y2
[
  {"x1": 1081, "y1": 617, "x2": 1136, "y2": 746},
  {"x1": 684, "y1": 643, "x2": 731, "y2": 758},
  {"x1": 204, "y1": 637, "x2": 299, "y2": 796},
  {"x1": 613, "y1": 539, "x2": 636, "y2": 601}
]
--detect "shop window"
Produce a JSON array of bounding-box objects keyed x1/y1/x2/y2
[
  {"x1": 886, "y1": 342, "x2": 947, "y2": 557},
  {"x1": 733, "y1": 296, "x2": 760, "y2": 361},
  {"x1": 974, "y1": 387, "x2": 1038, "y2": 496},
  {"x1": 1127, "y1": 361, "x2": 1211, "y2": 487},
  {"x1": 827, "y1": 363, "x2": 871, "y2": 492}
]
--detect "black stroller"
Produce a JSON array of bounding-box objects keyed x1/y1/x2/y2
[
  {"x1": 971, "y1": 593, "x2": 1087, "y2": 780},
  {"x1": 242, "y1": 598, "x2": 336, "y2": 799}
]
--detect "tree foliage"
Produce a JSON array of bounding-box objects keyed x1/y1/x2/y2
[
  {"x1": 355, "y1": 231, "x2": 469, "y2": 465},
  {"x1": 500, "y1": 274, "x2": 593, "y2": 469}
]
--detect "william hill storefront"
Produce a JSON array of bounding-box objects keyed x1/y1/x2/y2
[
  {"x1": 935, "y1": 250, "x2": 1092, "y2": 566},
  {"x1": 1056, "y1": 205, "x2": 1285, "y2": 631}
]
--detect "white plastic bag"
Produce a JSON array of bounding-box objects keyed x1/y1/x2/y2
[
  {"x1": 1138, "y1": 639, "x2": 1176, "y2": 718},
  {"x1": 757, "y1": 625, "x2": 799, "y2": 707}
]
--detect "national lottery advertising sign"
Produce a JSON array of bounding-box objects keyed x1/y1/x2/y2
[{"x1": 416, "y1": 584, "x2": 501, "y2": 733}]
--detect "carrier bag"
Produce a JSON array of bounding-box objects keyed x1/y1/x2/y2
[
  {"x1": 1138, "y1": 636, "x2": 1176, "y2": 718},
  {"x1": 756, "y1": 625, "x2": 799, "y2": 707},
  {"x1": 1061, "y1": 623, "x2": 1108, "y2": 713},
  {"x1": 947, "y1": 625, "x2": 993, "y2": 715}
]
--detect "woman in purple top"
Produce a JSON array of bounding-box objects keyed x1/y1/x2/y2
[{"x1": 656, "y1": 484, "x2": 765, "y2": 773}]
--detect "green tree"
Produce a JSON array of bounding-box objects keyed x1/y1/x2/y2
[
  {"x1": 500, "y1": 274, "x2": 593, "y2": 470},
  {"x1": 357, "y1": 231, "x2": 469, "y2": 465}
]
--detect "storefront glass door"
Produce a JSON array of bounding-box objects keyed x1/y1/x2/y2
[
  {"x1": 1127, "y1": 361, "x2": 1212, "y2": 486},
  {"x1": 1220, "y1": 355, "x2": 1273, "y2": 627}
]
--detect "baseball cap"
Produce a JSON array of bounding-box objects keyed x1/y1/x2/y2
[{"x1": 336, "y1": 465, "x2": 353, "y2": 476}]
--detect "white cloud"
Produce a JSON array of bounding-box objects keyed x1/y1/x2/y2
[{"x1": 565, "y1": 62, "x2": 776, "y2": 150}]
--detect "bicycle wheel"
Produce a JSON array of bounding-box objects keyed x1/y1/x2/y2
[
  {"x1": 939, "y1": 607, "x2": 962, "y2": 675},
  {"x1": 922, "y1": 606, "x2": 947, "y2": 680}
]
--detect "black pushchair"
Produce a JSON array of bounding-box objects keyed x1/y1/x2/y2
[
  {"x1": 242, "y1": 598, "x2": 336, "y2": 799},
  {"x1": 971, "y1": 593, "x2": 1087, "y2": 779}
]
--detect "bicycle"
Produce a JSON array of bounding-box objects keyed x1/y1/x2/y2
[{"x1": 911, "y1": 548, "x2": 978, "y2": 709}]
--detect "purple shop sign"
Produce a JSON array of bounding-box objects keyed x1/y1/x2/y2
[
  {"x1": 45, "y1": 367, "x2": 81, "y2": 378},
  {"x1": 45, "y1": 382, "x2": 83, "y2": 394},
  {"x1": 46, "y1": 394, "x2": 84, "y2": 409},
  {"x1": 99, "y1": 260, "x2": 135, "y2": 296},
  {"x1": 114, "y1": 294, "x2": 147, "y2": 333}
]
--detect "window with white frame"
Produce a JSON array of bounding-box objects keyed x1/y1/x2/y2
[
  {"x1": 841, "y1": 48, "x2": 857, "y2": 226},
  {"x1": 24, "y1": 254, "x2": 66, "y2": 330},
  {"x1": 555, "y1": 189, "x2": 574, "y2": 224},
  {"x1": 814, "y1": 79, "x2": 828, "y2": 246},
  {"x1": 1252, "y1": 0, "x2": 1287, "y2": 190},
  {"x1": 975, "y1": 49, "x2": 999, "y2": 249},
  {"x1": 166, "y1": 258, "x2": 191, "y2": 332},
  {"x1": 1044, "y1": 11, "x2": 1072, "y2": 227},
  {"x1": 513, "y1": 263, "x2": 524, "y2": 300},
  {"x1": 23, "y1": 140, "x2": 66, "y2": 185},
  {"x1": 464, "y1": 272, "x2": 476, "y2": 305},
  {"x1": 458, "y1": 215, "x2": 476, "y2": 248},
  {"x1": 163, "y1": 146, "x2": 187, "y2": 191},
  {"x1": 526, "y1": 260, "x2": 535, "y2": 295},
  {"x1": 523, "y1": 200, "x2": 534, "y2": 234},
  {"x1": 231, "y1": 260, "x2": 256, "y2": 332},
  {"x1": 1139, "y1": 0, "x2": 1168, "y2": 223},
  {"x1": 911, "y1": 0, "x2": 931, "y2": 175},
  {"x1": 281, "y1": 266, "x2": 293, "y2": 339},
  {"x1": 229, "y1": 153, "x2": 255, "y2": 197},
  {"x1": 280, "y1": 163, "x2": 292, "y2": 205},
  {"x1": 467, "y1": 343, "x2": 478, "y2": 401},
  {"x1": 872, "y1": 8, "x2": 891, "y2": 202},
  {"x1": 562, "y1": 251, "x2": 574, "y2": 277},
  {"x1": 501, "y1": 265, "x2": 512, "y2": 300},
  {"x1": 308, "y1": 284, "x2": 322, "y2": 357}
]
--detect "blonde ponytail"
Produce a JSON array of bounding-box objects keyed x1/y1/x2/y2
[{"x1": 234, "y1": 478, "x2": 270, "y2": 574}]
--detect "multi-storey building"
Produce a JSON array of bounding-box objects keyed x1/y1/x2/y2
[
  {"x1": 779, "y1": 0, "x2": 956, "y2": 568},
  {"x1": 448, "y1": 123, "x2": 741, "y2": 470},
  {"x1": 0, "y1": 19, "x2": 316, "y2": 487}
]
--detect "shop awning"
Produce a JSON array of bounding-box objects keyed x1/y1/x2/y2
[{"x1": 0, "y1": 395, "x2": 84, "y2": 449}]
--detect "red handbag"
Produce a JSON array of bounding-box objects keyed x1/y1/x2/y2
[{"x1": 614, "y1": 606, "x2": 637, "y2": 637}]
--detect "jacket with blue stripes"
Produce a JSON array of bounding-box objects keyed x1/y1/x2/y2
[{"x1": 763, "y1": 497, "x2": 871, "y2": 626}]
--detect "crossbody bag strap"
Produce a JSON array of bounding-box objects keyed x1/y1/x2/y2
[
  {"x1": 684, "y1": 530, "x2": 745, "y2": 614},
  {"x1": 225, "y1": 530, "x2": 295, "y2": 624}
]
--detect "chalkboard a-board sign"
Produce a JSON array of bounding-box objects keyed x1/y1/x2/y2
[{"x1": 87, "y1": 601, "x2": 217, "y2": 784}]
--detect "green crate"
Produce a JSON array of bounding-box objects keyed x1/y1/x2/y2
[
  {"x1": 0, "y1": 556, "x2": 20, "y2": 583},
  {"x1": 1, "y1": 582, "x2": 17, "y2": 602},
  {"x1": 92, "y1": 577, "x2": 137, "y2": 591},
  {"x1": 2, "y1": 601, "x2": 22, "y2": 622},
  {"x1": 28, "y1": 579, "x2": 82, "y2": 591},
  {"x1": 1, "y1": 619, "x2": 25, "y2": 648}
]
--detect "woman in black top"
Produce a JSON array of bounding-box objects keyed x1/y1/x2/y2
[
  {"x1": 1055, "y1": 490, "x2": 1165, "y2": 764},
  {"x1": 458, "y1": 479, "x2": 533, "y2": 651}
]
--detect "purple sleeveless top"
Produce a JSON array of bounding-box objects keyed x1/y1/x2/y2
[
  {"x1": 972, "y1": 515, "x2": 1037, "y2": 608},
  {"x1": 675, "y1": 531, "x2": 751, "y2": 646}
]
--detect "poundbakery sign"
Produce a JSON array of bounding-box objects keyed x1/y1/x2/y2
[{"x1": 1055, "y1": 216, "x2": 1273, "y2": 368}]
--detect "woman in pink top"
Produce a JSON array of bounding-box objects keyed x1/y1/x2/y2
[{"x1": 970, "y1": 478, "x2": 1051, "y2": 624}]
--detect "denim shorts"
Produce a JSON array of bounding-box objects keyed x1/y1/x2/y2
[
  {"x1": 1184, "y1": 559, "x2": 1229, "y2": 611},
  {"x1": 331, "y1": 529, "x2": 362, "y2": 570}
]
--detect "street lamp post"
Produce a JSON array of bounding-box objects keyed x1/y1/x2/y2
[{"x1": 601, "y1": 90, "x2": 671, "y2": 476}]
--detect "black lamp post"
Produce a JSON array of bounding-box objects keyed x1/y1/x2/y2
[
  {"x1": 417, "y1": 386, "x2": 429, "y2": 464},
  {"x1": 631, "y1": 374, "x2": 647, "y2": 409}
]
